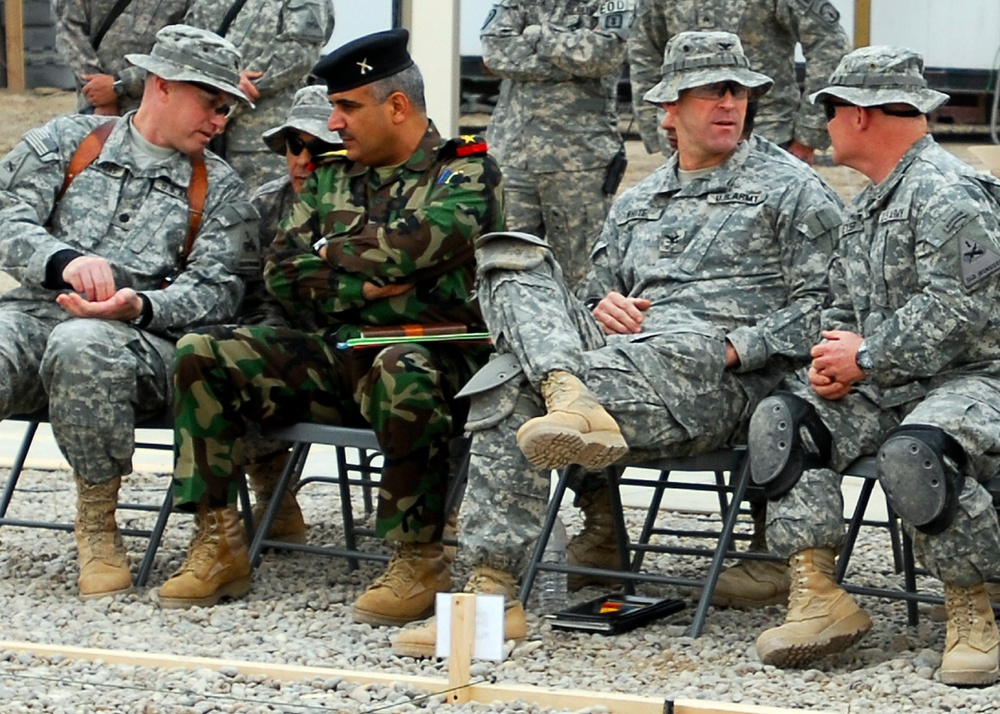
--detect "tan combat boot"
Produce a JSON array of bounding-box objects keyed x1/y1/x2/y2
[
  {"x1": 74, "y1": 474, "x2": 132, "y2": 599},
  {"x1": 247, "y1": 452, "x2": 306, "y2": 544},
  {"x1": 755, "y1": 548, "x2": 871, "y2": 667},
  {"x1": 158, "y1": 505, "x2": 251, "y2": 609},
  {"x1": 353, "y1": 542, "x2": 452, "y2": 626},
  {"x1": 516, "y1": 371, "x2": 628, "y2": 470},
  {"x1": 566, "y1": 488, "x2": 622, "y2": 590},
  {"x1": 940, "y1": 581, "x2": 1000, "y2": 686},
  {"x1": 711, "y1": 560, "x2": 791, "y2": 609},
  {"x1": 391, "y1": 565, "x2": 527, "y2": 658}
]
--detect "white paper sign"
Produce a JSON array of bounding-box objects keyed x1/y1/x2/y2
[{"x1": 434, "y1": 592, "x2": 505, "y2": 661}]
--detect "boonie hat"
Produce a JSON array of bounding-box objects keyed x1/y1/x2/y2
[
  {"x1": 126, "y1": 24, "x2": 251, "y2": 106},
  {"x1": 311, "y1": 28, "x2": 414, "y2": 94},
  {"x1": 809, "y1": 45, "x2": 948, "y2": 114},
  {"x1": 261, "y1": 86, "x2": 342, "y2": 154},
  {"x1": 644, "y1": 31, "x2": 772, "y2": 104}
]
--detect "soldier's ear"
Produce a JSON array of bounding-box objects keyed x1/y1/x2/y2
[{"x1": 387, "y1": 91, "x2": 410, "y2": 125}]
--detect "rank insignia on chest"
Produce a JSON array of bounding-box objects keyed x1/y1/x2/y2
[
  {"x1": 660, "y1": 231, "x2": 686, "y2": 254},
  {"x1": 960, "y1": 238, "x2": 1000, "y2": 288}
]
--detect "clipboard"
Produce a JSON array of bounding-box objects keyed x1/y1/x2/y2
[{"x1": 547, "y1": 594, "x2": 685, "y2": 635}]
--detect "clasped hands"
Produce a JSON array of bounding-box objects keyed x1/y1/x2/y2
[
  {"x1": 55, "y1": 255, "x2": 143, "y2": 321},
  {"x1": 809, "y1": 330, "x2": 866, "y2": 400}
]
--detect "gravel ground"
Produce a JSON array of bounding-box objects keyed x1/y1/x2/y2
[{"x1": 1, "y1": 464, "x2": 998, "y2": 714}]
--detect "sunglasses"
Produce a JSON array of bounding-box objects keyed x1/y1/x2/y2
[
  {"x1": 186, "y1": 82, "x2": 236, "y2": 118},
  {"x1": 686, "y1": 81, "x2": 751, "y2": 100},
  {"x1": 286, "y1": 134, "x2": 339, "y2": 157},
  {"x1": 823, "y1": 101, "x2": 924, "y2": 122}
]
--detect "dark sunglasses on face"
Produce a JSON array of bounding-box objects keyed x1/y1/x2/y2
[
  {"x1": 823, "y1": 100, "x2": 924, "y2": 122},
  {"x1": 686, "y1": 81, "x2": 751, "y2": 100},
  {"x1": 286, "y1": 134, "x2": 339, "y2": 157}
]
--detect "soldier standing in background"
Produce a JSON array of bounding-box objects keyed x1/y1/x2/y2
[
  {"x1": 481, "y1": 0, "x2": 634, "y2": 288},
  {"x1": 157, "y1": 31, "x2": 504, "y2": 626},
  {"x1": 55, "y1": 0, "x2": 192, "y2": 114},
  {"x1": 628, "y1": 0, "x2": 850, "y2": 164},
  {"x1": 185, "y1": 0, "x2": 334, "y2": 192},
  {"x1": 0, "y1": 25, "x2": 258, "y2": 600}
]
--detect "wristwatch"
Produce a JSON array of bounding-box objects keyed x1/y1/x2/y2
[
  {"x1": 112, "y1": 75, "x2": 125, "y2": 98},
  {"x1": 855, "y1": 340, "x2": 874, "y2": 373}
]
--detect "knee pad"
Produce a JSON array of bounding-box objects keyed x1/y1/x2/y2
[
  {"x1": 474, "y1": 230, "x2": 552, "y2": 274},
  {"x1": 748, "y1": 392, "x2": 832, "y2": 500},
  {"x1": 878, "y1": 425, "x2": 966, "y2": 535}
]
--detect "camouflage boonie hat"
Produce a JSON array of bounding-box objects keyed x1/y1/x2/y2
[
  {"x1": 643, "y1": 31, "x2": 772, "y2": 104},
  {"x1": 809, "y1": 46, "x2": 948, "y2": 113},
  {"x1": 125, "y1": 24, "x2": 251, "y2": 106},
  {"x1": 262, "y1": 86, "x2": 342, "y2": 154}
]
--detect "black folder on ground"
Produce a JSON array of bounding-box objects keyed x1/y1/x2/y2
[{"x1": 547, "y1": 594, "x2": 685, "y2": 634}]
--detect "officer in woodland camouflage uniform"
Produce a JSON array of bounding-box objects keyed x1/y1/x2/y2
[
  {"x1": 0, "y1": 25, "x2": 257, "y2": 599},
  {"x1": 158, "y1": 30, "x2": 503, "y2": 621},
  {"x1": 748, "y1": 46, "x2": 1000, "y2": 686},
  {"x1": 392, "y1": 31, "x2": 841, "y2": 657},
  {"x1": 628, "y1": 0, "x2": 850, "y2": 164},
  {"x1": 55, "y1": 0, "x2": 192, "y2": 114},
  {"x1": 481, "y1": 0, "x2": 633, "y2": 287},
  {"x1": 185, "y1": 0, "x2": 334, "y2": 192}
]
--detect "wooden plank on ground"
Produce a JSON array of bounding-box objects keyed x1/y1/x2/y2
[{"x1": 0, "y1": 640, "x2": 834, "y2": 714}]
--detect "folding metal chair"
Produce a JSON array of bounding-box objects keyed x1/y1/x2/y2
[{"x1": 520, "y1": 447, "x2": 768, "y2": 637}]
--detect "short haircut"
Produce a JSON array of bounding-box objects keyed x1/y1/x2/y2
[{"x1": 368, "y1": 64, "x2": 426, "y2": 113}]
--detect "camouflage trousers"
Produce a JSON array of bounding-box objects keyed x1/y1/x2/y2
[
  {"x1": 458, "y1": 251, "x2": 780, "y2": 577},
  {"x1": 502, "y1": 166, "x2": 613, "y2": 288},
  {"x1": 765, "y1": 369, "x2": 1000, "y2": 586},
  {"x1": 0, "y1": 306, "x2": 174, "y2": 484},
  {"x1": 171, "y1": 324, "x2": 482, "y2": 542}
]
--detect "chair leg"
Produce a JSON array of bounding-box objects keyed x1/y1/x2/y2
[
  {"x1": 0, "y1": 422, "x2": 39, "y2": 523},
  {"x1": 249, "y1": 441, "x2": 309, "y2": 568},
  {"x1": 136, "y1": 480, "x2": 175, "y2": 587},
  {"x1": 334, "y1": 445, "x2": 363, "y2": 572},
  {"x1": 901, "y1": 529, "x2": 920, "y2": 626},
  {"x1": 836, "y1": 476, "x2": 876, "y2": 582},
  {"x1": 631, "y1": 468, "x2": 671, "y2": 573},
  {"x1": 685, "y1": 457, "x2": 752, "y2": 638},
  {"x1": 604, "y1": 466, "x2": 632, "y2": 595}
]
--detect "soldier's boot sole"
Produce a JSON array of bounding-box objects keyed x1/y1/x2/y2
[
  {"x1": 352, "y1": 603, "x2": 436, "y2": 628},
  {"x1": 158, "y1": 575, "x2": 252, "y2": 610},
  {"x1": 757, "y1": 610, "x2": 872, "y2": 667},
  {"x1": 517, "y1": 421, "x2": 628, "y2": 471}
]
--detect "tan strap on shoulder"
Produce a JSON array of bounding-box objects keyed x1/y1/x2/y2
[
  {"x1": 57, "y1": 121, "x2": 116, "y2": 202},
  {"x1": 180, "y1": 155, "x2": 208, "y2": 271}
]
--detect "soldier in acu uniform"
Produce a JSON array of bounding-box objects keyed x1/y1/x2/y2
[
  {"x1": 481, "y1": 0, "x2": 635, "y2": 288},
  {"x1": 392, "y1": 30, "x2": 841, "y2": 657},
  {"x1": 55, "y1": 0, "x2": 192, "y2": 114},
  {"x1": 628, "y1": 0, "x2": 850, "y2": 164},
  {"x1": 185, "y1": 0, "x2": 334, "y2": 191},
  {"x1": 159, "y1": 30, "x2": 504, "y2": 625},
  {"x1": 748, "y1": 46, "x2": 1000, "y2": 687},
  {"x1": 0, "y1": 25, "x2": 258, "y2": 599}
]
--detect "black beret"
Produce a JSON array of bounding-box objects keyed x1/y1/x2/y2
[{"x1": 311, "y1": 28, "x2": 414, "y2": 94}]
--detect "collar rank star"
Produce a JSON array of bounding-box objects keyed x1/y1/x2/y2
[{"x1": 357, "y1": 58, "x2": 372, "y2": 75}]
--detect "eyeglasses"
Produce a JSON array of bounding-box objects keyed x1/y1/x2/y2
[
  {"x1": 186, "y1": 82, "x2": 236, "y2": 118},
  {"x1": 823, "y1": 100, "x2": 924, "y2": 122},
  {"x1": 286, "y1": 134, "x2": 339, "y2": 157},
  {"x1": 685, "y1": 81, "x2": 751, "y2": 100}
]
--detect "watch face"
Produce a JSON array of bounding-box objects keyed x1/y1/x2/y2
[{"x1": 856, "y1": 347, "x2": 874, "y2": 372}]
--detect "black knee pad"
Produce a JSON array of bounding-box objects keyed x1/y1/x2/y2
[
  {"x1": 748, "y1": 392, "x2": 832, "y2": 500},
  {"x1": 878, "y1": 425, "x2": 966, "y2": 535}
]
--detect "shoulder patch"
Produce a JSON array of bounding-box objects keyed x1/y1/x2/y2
[
  {"x1": 960, "y1": 237, "x2": 1000, "y2": 288},
  {"x1": 23, "y1": 127, "x2": 59, "y2": 160},
  {"x1": 441, "y1": 135, "x2": 489, "y2": 159}
]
